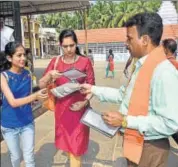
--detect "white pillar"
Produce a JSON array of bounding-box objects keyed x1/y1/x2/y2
[
  {"x1": 41, "y1": 37, "x2": 44, "y2": 58},
  {"x1": 33, "y1": 33, "x2": 36, "y2": 56},
  {"x1": 33, "y1": 22, "x2": 36, "y2": 56},
  {"x1": 46, "y1": 41, "x2": 48, "y2": 54},
  {"x1": 21, "y1": 18, "x2": 25, "y2": 46}
]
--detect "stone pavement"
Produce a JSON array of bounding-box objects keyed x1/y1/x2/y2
[
  {"x1": 1, "y1": 59, "x2": 178, "y2": 167},
  {"x1": 1, "y1": 110, "x2": 125, "y2": 167}
]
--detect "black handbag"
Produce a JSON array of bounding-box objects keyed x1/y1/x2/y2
[{"x1": 172, "y1": 132, "x2": 178, "y2": 144}]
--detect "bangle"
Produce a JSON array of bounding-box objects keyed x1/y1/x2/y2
[{"x1": 121, "y1": 115, "x2": 128, "y2": 128}]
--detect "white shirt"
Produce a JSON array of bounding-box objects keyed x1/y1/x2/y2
[{"x1": 0, "y1": 26, "x2": 15, "y2": 51}]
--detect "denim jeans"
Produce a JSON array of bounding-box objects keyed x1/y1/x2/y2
[{"x1": 1, "y1": 122, "x2": 35, "y2": 167}]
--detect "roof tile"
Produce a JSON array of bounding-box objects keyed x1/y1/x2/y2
[{"x1": 75, "y1": 24, "x2": 178, "y2": 44}]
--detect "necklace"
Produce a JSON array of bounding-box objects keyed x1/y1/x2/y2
[
  {"x1": 61, "y1": 54, "x2": 78, "y2": 83},
  {"x1": 62, "y1": 54, "x2": 77, "y2": 70}
]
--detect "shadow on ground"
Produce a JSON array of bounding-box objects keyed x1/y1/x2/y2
[
  {"x1": 1, "y1": 141, "x2": 178, "y2": 167},
  {"x1": 35, "y1": 140, "x2": 114, "y2": 167}
]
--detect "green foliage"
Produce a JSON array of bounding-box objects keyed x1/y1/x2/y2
[{"x1": 38, "y1": 0, "x2": 162, "y2": 31}]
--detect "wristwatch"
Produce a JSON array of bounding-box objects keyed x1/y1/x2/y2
[{"x1": 121, "y1": 115, "x2": 128, "y2": 128}]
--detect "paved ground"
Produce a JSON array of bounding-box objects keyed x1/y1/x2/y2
[{"x1": 1, "y1": 59, "x2": 178, "y2": 167}]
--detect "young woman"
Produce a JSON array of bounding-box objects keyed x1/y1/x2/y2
[
  {"x1": 0, "y1": 42, "x2": 48, "y2": 167},
  {"x1": 39, "y1": 29, "x2": 95, "y2": 167},
  {"x1": 105, "y1": 49, "x2": 115, "y2": 79}
]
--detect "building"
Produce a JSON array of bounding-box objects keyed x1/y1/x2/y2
[
  {"x1": 75, "y1": 28, "x2": 128, "y2": 62},
  {"x1": 39, "y1": 28, "x2": 59, "y2": 58},
  {"x1": 75, "y1": 24, "x2": 178, "y2": 62},
  {"x1": 21, "y1": 16, "x2": 41, "y2": 57}
]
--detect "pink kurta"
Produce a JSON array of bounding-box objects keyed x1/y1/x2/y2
[{"x1": 44, "y1": 56, "x2": 95, "y2": 156}]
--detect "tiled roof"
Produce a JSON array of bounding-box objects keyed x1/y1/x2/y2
[
  {"x1": 162, "y1": 24, "x2": 178, "y2": 40},
  {"x1": 75, "y1": 24, "x2": 178, "y2": 44}
]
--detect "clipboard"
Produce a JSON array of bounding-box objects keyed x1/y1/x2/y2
[{"x1": 81, "y1": 107, "x2": 120, "y2": 138}]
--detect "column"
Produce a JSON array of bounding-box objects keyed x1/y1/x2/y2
[
  {"x1": 33, "y1": 22, "x2": 36, "y2": 56},
  {"x1": 13, "y1": 1, "x2": 22, "y2": 42},
  {"x1": 46, "y1": 41, "x2": 48, "y2": 55},
  {"x1": 21, "y1": 18, "x2": 25, "y2": 46},
  {"x1": 40, "y1": 37, "x2": 44, "y2": 58}
]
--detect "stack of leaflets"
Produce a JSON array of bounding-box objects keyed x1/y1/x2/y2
[{"x1": 50, "y1": 68, "x2": 86, "y2": 98}]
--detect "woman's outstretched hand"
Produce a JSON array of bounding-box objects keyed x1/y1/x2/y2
[
  {"x1": 35, "y1": 88, "x2": 48, "y2": 101},
  {"x1": 70, "y1": 101, "x2": 87, "y2": 111},
  {"x1": 49, "y1": 70, "x2": 62, "y2": 81}
]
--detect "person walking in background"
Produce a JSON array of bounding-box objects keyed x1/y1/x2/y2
[
  {"x1": 39, "y1": 29, "x2": 95, "y2": 167},
  {"x1": 162, "y1": 38, "x2": 178, "y2": 146},
  {"x1": 105, "y1": 49, "x2": 114, "y2": 79},
  {"x1": 0, "y1": 42, "x2": 48, "y2": 167},
  {"x1": 83, "y1": 49, "x2": 94, "y2": 66},
  {"x1": 162, "y1": 38, "x2": 178, "y2": 69},
  {"x1": 88, "y1": 49, "x2": 94, "y2": 66}
]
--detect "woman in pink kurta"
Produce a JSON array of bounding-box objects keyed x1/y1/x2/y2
[{"x1": 39, "y1": 29, "x2": 95, "y2": 167}]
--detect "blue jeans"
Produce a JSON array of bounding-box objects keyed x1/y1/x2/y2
[{"x1": 1, "y1": 123, "x2": 35, "y2": 167}]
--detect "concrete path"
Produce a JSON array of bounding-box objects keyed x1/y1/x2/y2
[{"x1": 1, "y1": 59, "x2": 178, "y2": 167}]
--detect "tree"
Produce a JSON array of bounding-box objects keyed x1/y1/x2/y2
[
  {"x1": 88, "y1": 1, "x2": 108, "y2": 29},
  {"x1": 38, "y1": 0, "x2": 162, "y2": 30},
  {"x1": 103, "y1": 1, "x2": 120, "y2": 28},
  {"x1": 115, "y1": 0, "x2": 161, "y2": 27}
]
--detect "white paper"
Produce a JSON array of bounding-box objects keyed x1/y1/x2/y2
[
  {"x1": 50, "y1": 82, "x2": 80, "y2": 98},
  {"x1": 62, "y1": 69, "x2": 86, "y2": 80}
]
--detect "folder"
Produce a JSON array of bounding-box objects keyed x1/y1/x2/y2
[{"x1": 81, "y1": 107, "x2": 120, "y2": 138}]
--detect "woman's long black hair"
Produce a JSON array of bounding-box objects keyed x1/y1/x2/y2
[
  {"x1": 0, "y1": 42, "x2": 24, "y2": 72},
  {"x1": 59, "y1": 29, "x2": 84, "y2": 56}
]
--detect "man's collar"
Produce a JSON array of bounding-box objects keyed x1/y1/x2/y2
[
  {"x1": 135, "y1": 55, "x2": 148, "y2": 69},
  {"x1": 167, "y1": 55, "x2": 176, "y2": 60}
]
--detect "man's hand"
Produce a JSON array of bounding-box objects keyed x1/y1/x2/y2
[
  {"x1": 80, "y1": 84, "x2": 93, "y2": 94},
  {"x1": 102, "y1": 111, "x2": 124, "y2": 127}
]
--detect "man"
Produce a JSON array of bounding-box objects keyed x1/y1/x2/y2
[
  {"x1": 0, "y1": 17, "x2": 14, "y2": 51},
  {"x1": 162, "y1": 38, "x2": 178, "y2": 69},
  {"x1": 81, "y1": 12, "x2": 178, "y2": 167}
]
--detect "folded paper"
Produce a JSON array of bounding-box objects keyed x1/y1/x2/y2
[
  {"x1": 62, "y1": 69, "x2": 87, "y2": 80},
  {"x1": 51, "y1": 82, "x2": 80, "y2": 98}
]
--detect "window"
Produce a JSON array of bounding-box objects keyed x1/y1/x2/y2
[
  {"x1": 24, "y1": 32, "x2": 29, "y2": 39},
  {"x1": 35, "y1": 34, "x2": 39, "y2": 40}
]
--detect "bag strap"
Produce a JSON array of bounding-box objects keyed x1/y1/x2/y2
[
  {"x1": 54, "y1": 56, "x2": 61, "y2": 70},
  {"x1": 1, "y1": 72, "x2": 9, "y2": 102},
  {"x1": 28, "y1": 70, "x2": 33, "y2": 94},
  {"x1": 49, "y1": 56, "x2": 61, "y2": 83},
  {"x1": 2, "y1": 71, "x2": 9, "y2": 82}
]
